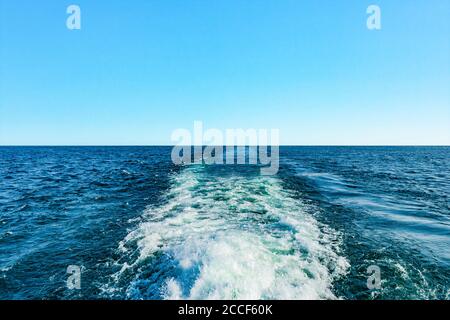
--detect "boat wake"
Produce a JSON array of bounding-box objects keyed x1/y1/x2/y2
[{"x1": 107, "y1": 164, "x2": 349, "y2": 299}]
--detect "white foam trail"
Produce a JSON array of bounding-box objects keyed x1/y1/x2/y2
[{"x1": 114, "y1": 165, "x2": 349, "y2": 299}]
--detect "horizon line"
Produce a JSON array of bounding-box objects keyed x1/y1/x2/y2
[{"x1": 0, "y1": 145, "x2": 449, "y2": 147}]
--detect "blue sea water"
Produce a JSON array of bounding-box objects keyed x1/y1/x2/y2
[{"x1": 0, "y1": 146, "x2": 449, "y2": 299}]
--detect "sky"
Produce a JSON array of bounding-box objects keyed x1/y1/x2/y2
[{"x1": 0, "y1": 0, "x2": 449, "y2": 145}]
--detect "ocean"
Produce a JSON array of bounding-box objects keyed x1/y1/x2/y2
[{"x1": 0, "y1": 146, "x2": 449, "y2": 299}]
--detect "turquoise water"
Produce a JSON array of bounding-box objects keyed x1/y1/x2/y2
[{"x1": 0, "y1": 146, "x2": 449, "y2": 299}]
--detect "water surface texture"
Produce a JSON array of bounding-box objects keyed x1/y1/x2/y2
[{"x1": 0, "y1": 146, "x2": 449, "y2": 299}]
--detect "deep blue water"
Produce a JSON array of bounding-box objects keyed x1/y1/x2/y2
[{"x1": 0, "y1": 146, "x2": 449, "y2": 299}]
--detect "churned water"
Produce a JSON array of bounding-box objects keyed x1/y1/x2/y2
[{"x1": 0, "y1": 146, "x2": 449, "y2": 299}]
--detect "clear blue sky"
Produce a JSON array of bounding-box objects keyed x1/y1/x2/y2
[{"x1": 0, "y1": 0, "x2": 449, "y2": 145}]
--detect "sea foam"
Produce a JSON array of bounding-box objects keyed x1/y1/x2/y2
[{"x1": 113, "y1": 165, "x2": 349, "y2": 299}]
